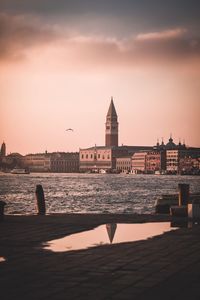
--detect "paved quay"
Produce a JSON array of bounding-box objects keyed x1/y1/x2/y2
[{"x1": 1, "y1": 213, "x2": 200, "y2": 300}]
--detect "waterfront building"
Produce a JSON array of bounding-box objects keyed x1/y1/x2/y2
[
  {"x1": 131, "y1": 152, "x2": 148, "y2": 173},
  {"x1": 166, "y1": 148, "x2": 200, "y2": 174},
  {"x1": 22, "y1": 152, "x2": 79, "y2": 173},
  {"x1": 0, "y1": 152, "x2": 23, "y2": 171},
  {"x1": 146, "y1": 151, "x2": 166, "y2": 173},
  {"x1": 166, "y1": 150, "x2": 182, "y2": 174},
  {"x1": 50, "y1": 152, "x2": 79, "y2": 173},
  {"x1": 116, "y1": 156, "x2": 132, "y2": 173},
  {"x1": 80, "y1": 146, "x2": 113, "y2": 172},
  {"x1": 22, "y1": 153, "x2": 51, "y2": 172},
  {"x1": 79, "y1": 145, "x2": 153, "y2": 173},
  {"x1": 79, "y1": 146, "x2": 135, "y2": 172},
  {"x1": 179, "y1": 157, "x2": 200, "y2": 175}
]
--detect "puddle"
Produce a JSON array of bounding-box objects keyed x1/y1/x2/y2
[
  {"x1": 44, "y1": 222, "x2": 177, "y2": 252},
  {"x1": 0, "y1": 257, "x2": 6, "y2": 263}
]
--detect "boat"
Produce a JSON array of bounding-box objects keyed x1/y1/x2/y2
[
  {"x1": 10, "y1": 167, "x2": 30, "y2": 174},
  {"x1": 99, "y1": 169, "x2": 107, "y2": 174}
]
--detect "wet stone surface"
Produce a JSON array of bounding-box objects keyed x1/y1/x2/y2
[{"x1": 0, "y1": 214, "x2": 200, "y2": 300}]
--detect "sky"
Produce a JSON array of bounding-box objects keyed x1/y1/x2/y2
[{"x1": 0, "y1": 0, "x2": 200, "y2": 155}]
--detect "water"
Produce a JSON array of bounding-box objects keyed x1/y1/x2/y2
[
  {"x1": 0, "y1": 173, "x2": 199, "y2": 215},
  {"x1": 44, "y1": 222, "x2": 177, "y2": 252}
]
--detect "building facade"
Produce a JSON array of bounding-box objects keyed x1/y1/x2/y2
[
  {"x1": 166, "y1": 148, "x2": 200, "y2": 174},
  {"x1": 116, "y1": 156, "x2": 132, "y2": 173},
  {"x1": 131, "y1": 152, "x2": 148, "y2": 173},
  {"x1": 22, "y1": 152, "x2": 79, "y2": 172},
  {"x1": 22, "y1": 153, "x2": 51, "y2": 172},
  {"x1": 50, "y1": 152, "x2": 79, "y2": 173},
  {"x1": 146, "y1": 150, "x2": 166, "y2": 173},
  {"x1": 79, "y1": 146, "x2": 113, "y2": 172}
]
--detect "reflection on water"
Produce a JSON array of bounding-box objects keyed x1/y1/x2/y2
[
  {"x1": 0, "y1": 257, "x2": 6, "y2": 263},
  {"x1": 44, "y1": 222, "x2": 177, "y2": 252}
]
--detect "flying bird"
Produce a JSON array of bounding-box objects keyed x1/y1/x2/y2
[{"x1": 66, "y1": 128, "x2": 74, "y2": 131}]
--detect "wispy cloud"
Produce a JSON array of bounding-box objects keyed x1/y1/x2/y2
[{"x1": 136, "y1": 28, "x2": 187, "y2": 41}]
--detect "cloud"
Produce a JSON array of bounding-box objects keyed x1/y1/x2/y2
[
  {"x1": 0, "y1": 13, "x2": 56, "y2": 61},
  {"x1": 132, "y1": 28, "x2": 200, "y2": 62},
  {"x1": 54, "y1": 28, "x2": 200, "y2": 70},
  {"x1": 0, "y1": 13, "x2": 200, "y2": 69},
  {"x1": 136, "y1": 28, "x2": 187, "y2": 41}
]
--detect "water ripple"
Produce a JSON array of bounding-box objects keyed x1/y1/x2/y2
[{"x1": 0, "y1": 173, "x2": 199, "y2": 214}]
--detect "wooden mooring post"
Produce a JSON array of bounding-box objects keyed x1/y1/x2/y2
[
  {"x1": 178, "y1": 184, "x2": 190, "y2": 206},
  {"x1": 35, "y1": 185, "x2": 46, "y2": 215},
  {"x1": 0, "y1": 201, "x2": 6, "y2": 221}
]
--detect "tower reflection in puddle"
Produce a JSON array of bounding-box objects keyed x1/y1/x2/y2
[
  {"x1": 106, "y1": 223, "x2": 117, "y2": 243},
  {"x1": 43, "y1": 222, "x2": 176, "y2": 252}
]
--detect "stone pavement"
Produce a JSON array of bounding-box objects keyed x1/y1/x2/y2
[{"x1": 0, "y1": 214, "x2": 200, "y2": 300}]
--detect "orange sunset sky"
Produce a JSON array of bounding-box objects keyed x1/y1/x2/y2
[{"x1": 0, "y1": 0, "x2": 200, "y2": 155}]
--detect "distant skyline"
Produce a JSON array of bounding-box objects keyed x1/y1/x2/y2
[{"x1": 0, "y1": 0, "x2": 200, "y2": 155}]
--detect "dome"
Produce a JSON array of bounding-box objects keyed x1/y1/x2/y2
[{"x1": 165, "y1": 137, "x2": 177, "y2": 149}]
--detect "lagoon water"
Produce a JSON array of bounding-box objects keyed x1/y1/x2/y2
[{"x1": 0, "y1": 173, "x2": 200, "y2": 215}]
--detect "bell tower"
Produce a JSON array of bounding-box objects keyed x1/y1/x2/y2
[
  {"x1": 105, "y1": 97, "x2": 118, "y2": 147},
  {"x1": 0, "y1": 142, "x2": 6, "y2": 156}
]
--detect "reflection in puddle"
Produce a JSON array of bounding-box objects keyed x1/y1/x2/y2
[
  {"x1": 0, "y1": 257, "x2": 6, "y2": 263},
  {"x1": 44, "y1": 222, "x2": 177, "y2": 252},
  {"x1": 171, "y1": 221, "x2": 199, "y2": 229}
]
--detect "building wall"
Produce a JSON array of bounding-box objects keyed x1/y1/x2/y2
[
  {"x1": 50, "y1": 153, "x2": 79, "y2": 172},
  {"x1": 116, "y1": 157, "x2": 132, "y2": 172},
  {"x1": 22, "y1": 152, "x2": 79, "y2": 172},
  {"x1": 166, "y1": 150, "x2": 180, "y2": 173},
  {"x1": 131, "y1": 152, "x2": 147, "y2": 173},
  {"x1": 22, "y1": 154, "x2": 51, "y2": 172},
  {"x1": 79, "y1": 147, "x2": 113, "y2": 171},
  {"x1": 145, "y1": 151, "x2": 166, "y2": 173}
]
